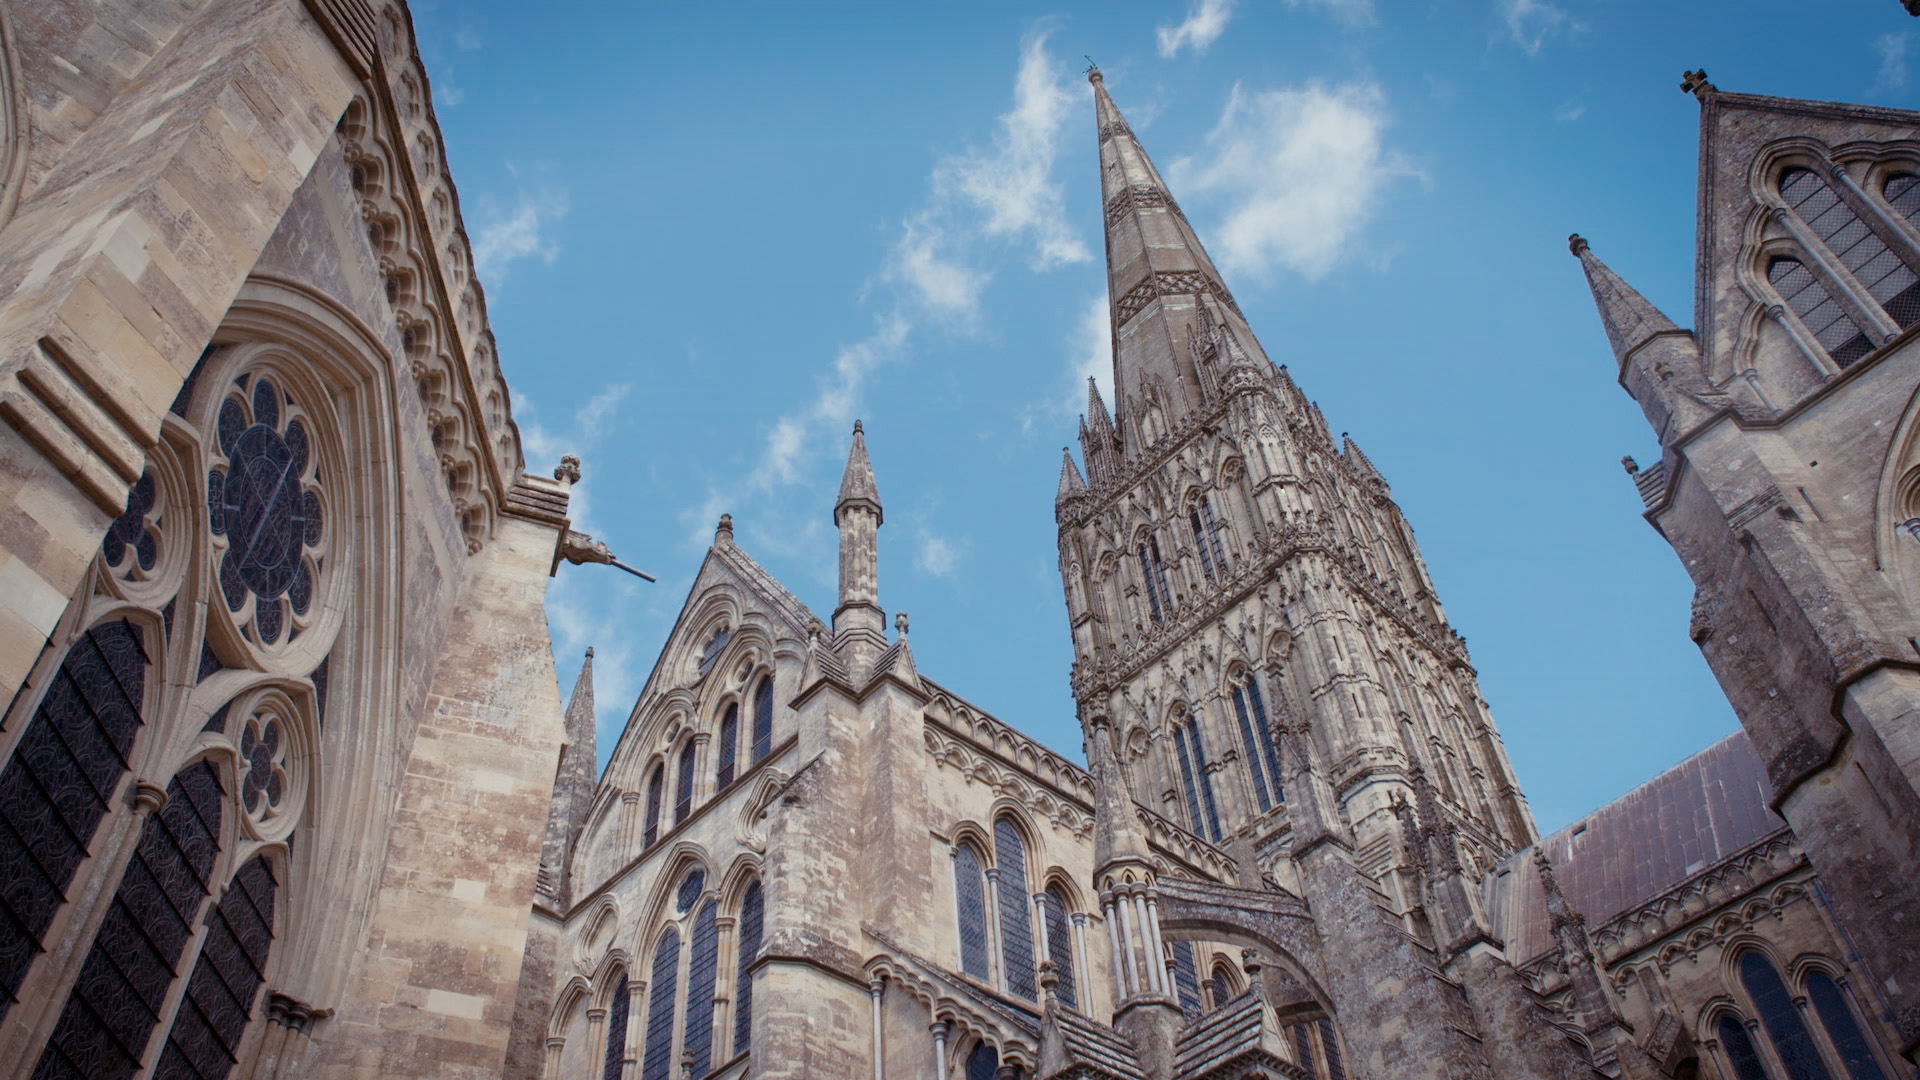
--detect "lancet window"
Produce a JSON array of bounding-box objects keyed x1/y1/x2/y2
[
  {"x1": 1806, "y1": 971, "x2": 1885, "y2": 1080},
  {"x1": 1189, "y1": 498, "x2": 1229, "y2": 584},
  {"x1": 734, "y1": 880, "x2": 763, "y2": 1056},
  {"x1": 1170, "y1": 940, "x2": 1203, "y2": 1019},
  {"x1": 1139, "y1": 538, "x2": 1173, "y2": 624},
  {"x1": 1779, "y1": 167, "x2": 1920, "y2": 331},
  {"x1": 601, "y1": 972, "x2": 629, "y2": 1080},
  {"x1": 1768, "y1": 257, "x2": 1875, "y2": 368},
  {"x1": 641, "y1": 928, "x2": 681, "y2": 1080},
  {"x1": 1740, "y1": 951, "x2": 1832, "y2": 1080},
  {"x1": 1229, "y1": 672, "x2": 1284, "y2": 814},
  {"x1": 966, "y1": 1043, "x2": 999, "y2": 1080},
  {"x1": 643, "y1": 764, "x2": 664, "y2": 849},
  {"x1": 1718, "y1": 1014, "x2": 1774, "y2": 1080},
  {"x1": 994, "y1": 817, "x2": 1037, "y2": 1001},
  {"x1": 674, "y1": 743, "x2": 696, "y2": 824},
  {"x1": 153, "y1": 855, "x2": 278, "y2": 1080},
  {"x1": 751, "y1": 677, "x2": 773, "y2": 763},
  {"x1": 954, "y1": 843, "x2": 993, "y2": 981},
  {"x1": 1041, "y1": 886, "x2": 1077, "y2": 1009},
  {"x1": 716, "y1": 704, "x2": 738, "y2": 789},
  {"x1": 1208, "y1": 962, "x2": 1235, "y2": 1010},
  {"x1": 684, "y1": 900, "x2": 720, "y2": 1075},
  {"x1": 1171, "y1": 712, "x2": 1222, "y2": 842}
]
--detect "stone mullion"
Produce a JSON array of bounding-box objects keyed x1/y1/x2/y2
[{"x1": 711, "y1": 915, "x2": 736, "y2": 1061}]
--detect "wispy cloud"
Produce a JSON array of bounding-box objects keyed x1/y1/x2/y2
[
  {"x1": 1285, "y1": 0, "x2": 1376, "y2": 27},
  {"x1": 1158, "y1": 0, "x2": 1235, "y2": 57},
  {"x1": 1554, "y1": 100, "x2": 1587, "y2": 124},
  {"x1": 1065, "y1": 293, "x2": 1113, "y2": 416},
  {"x1": 1875, "y1": 32, "x2": 1910, "y2": 95},
  {"x1": 916, "y1": 527, "x2": 963, "y2": 577},
  {"x1": 1501, "y1": 0, "x2": 1572, "y2": 55},
  {"x1": 1171, "y1": 81, "x2": 1411, "y2": 281},
  {"x1": 472, "y1": 184, "x2": 568, "y2": 285},
  {"x1": 515, "y1": 383, "x2": 632, "y2": 517}
]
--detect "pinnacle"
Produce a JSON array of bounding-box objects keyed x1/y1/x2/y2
[
  {"x1": 1056, "y1": 448, "x2": 1087, "y2": 502},
  {"x1": 835, "y1": 419, "x2": 882, "y2": 526},
  {"x1": 1569, "y1": 235, "x2": 1689, "y2": 367}
]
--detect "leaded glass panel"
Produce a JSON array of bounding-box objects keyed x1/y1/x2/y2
[
  {"x1": 1231, "y1": 689, "x2": 1274, "y2": 812},
  {"x1": 641, "y1": 928, "x2": 680, "y2": 1080},
  {"x1": 1190, "y1": 509, "x2": 1217, "y2": 583},
  {"x1": 674, "y1": 743, "x2": 696, "y2": 824},
  {"x1": 1187, "y1": 723, "x2": 1223, "y2": 841},
  {"x1": 1720, "y1": 1015, "x2": 1774, "y2": 1080},
  {"x1": 965, "y1": 1042, "x2": 999, "y2": 1080},
  {"x1": 1149, "y1": 538, "x2": 1173, "y2": 613},
  {"x1": 734, "y1": 882, "x2": 763, "y2": 1056},
  {"x1": 1806, "y1": 973, "x2": 1884, "y2": 1080},
  {"x1": 1742, "y1": 952, "x2": 1832, "y2": 1080},
  {"x1": 1318, "y1": 1018, "x2": 1346, "y2": 1080},
  {"x1": 0, "y1": 621, "x2": 146, "y2": 1022},
  {"x1": 602, "y1": 976, "x2": 630, "y2": 1080},
  {"x1": 1139, "y1": 547, "x2": 1163, "y2": 624},
  {"x1": 1173, "y1": 725, "x2": 1207, "y2": 840},
  {"x1": 955, "y1": 845, "x2": 991, "y2": 980},
  {"x1": 994, "y1": 819, "x2": 1036, "y2": 1001},
  {"x1": 677, "y1": 870, "x2": 705, "y2": 914},
  {"x1": 1170, "y1": 941, "x2": 1202, "y2": 1019},
  {"x1": 751, "y1": 678, "x2": 773, "y2": 763},
  {"x1": 1209, "y1": 964, "x2": 1233, "y2": 1010},
  {"x1": 716, "y1": 706, "x2": 738, "y2": 789},
  {"x1": 152, "y1": 857, "x2": 278, "y2": 1080},
  {"x1": 1769, "y1": 257, "x2": 1876, "y2": 368},
  {"x1": 1246, "y1": 679, "x2": 1284, "y2": 803},
  {"x1": 684, "y1": 901, "x2": 719, "y2": 1076},
  {"x1": 1042, "y1": 888, "x2": 1076, "y2": 1009},
  {"x1": 1201, "y1": 498, "x2": 1229, "y2": 572},
  {"x1": 1781, "y1": 168, "x2": 1920, "y2": 330},
  {"x1": 643, "y1": 766, "x2": 663, "y2": 850}
]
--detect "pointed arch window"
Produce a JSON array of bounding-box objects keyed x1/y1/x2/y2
[
  {"x1": 966, "y1": 1043, "x2": 999, "y2": 1080},
  {"x1": 684, "y1": 900, "x2": 720, "y2": 1076},
  {"x1": 1883, "y1": 173, "x2": 1920, "y2": 227},
  {"x1": 1806, "y1": 972, "x2": 1885, "y2": 1080},
  {"x1": 994, "y1": 818, "x2": 1036, "y2": 1001},
  {"x1": 1318, "y1": 1019, "x2": 1346, "y2": 1080},
  {"x1": 698, "y1": 627, "x2": 730, "y2": 676},
  {"x1": 153, "y1": 855, "x2": 278, "y2": 1080},
  {"x1": 1172, "y1": 716, "x2": 1222, "y2": 842},
  {"x1": 32, "y1": 761, "x2": 224, "y2": 1080},
  {"x1": 750, "y1": 677, "x2": 773, "y2": 763},
  {"x1": 1041, "y1": 887, "x2": 1077, "y2": 1009},
  {"x1": 1230, "y1": 675, "x2": 1285, "y2": 814},
  {"x1": 733, "y1": 880, "x2": 763, "y2": 1056},
  {"x1": 1139, "y1": 538, "x2": 1172, "y2": 623},
  {"x1": 1769, "y1": 256, "x2": 1876, "y2": 368},
  {"x1": 643, "y1": 764, "x2": 664, "y2": 849},
  {"x1": 1170, "y1": 940, "x2": 1203, "y2": 1019},
  {"x1": 1189, "y1": 499, "x2": 1229, "y2": 584},
  {"x1": 954, "y1": 844, "x2": 992, "y2": 981},
  {"x1": 0, "y1": 619, "x2": 147, "y2": 1023},
  {"x1": 641, "y1": 928, "x2": 681, "y2": 1080},
  {"x1": 1719, "y1": 1014, "x2": 1775, "y2": 1080},
  {"x1": 674, "y1": 743, "x2": 696, "y2": 825},
  {"x1": 1741, "y1": 952, "x2": 1832, "y2": 1080},
  {"x1": 1208, "y1": 962, "x2": 1235, "y2": 1010},
  {"x1": 602, "y1": 973, "x2": 630, "y2": 1080},
  {"x1": 716, "y1": 704, "x2": 738, "y2": 789},
  {"x1": 1780, "y1": 168, "x2": 1920, "y2": 330}
]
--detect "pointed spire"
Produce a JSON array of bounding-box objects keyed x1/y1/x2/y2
[
  {"x1": 1087, "y1": 717, "x2": 1152, "y2": 870},
  {"x1": 834, "y1": 422, "x2": 886, "y2": 641},
  {"x1": 1569, "y1": 234, "x2": 1688, "y2": 367},
  {"x1": 1056, "y1": 448, "x2": 1087, "y2": 503},
  {"x1": 1086, "y1": 377, "x2": 1113, "y2": 432},
  {"x1": 565, "y1": 646, "x2": 596, "y2": 745},
  {"x1": 537, "y1": 647, "x2": 599, "y2": 906},
  {"x1": 1569, "y1": 234, "x2": 1727, "y2": 441},
  {"x1": 835, "y1": 419, "x2": 882, "y2": 526}
]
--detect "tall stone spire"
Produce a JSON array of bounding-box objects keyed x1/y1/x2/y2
[
  {"x1": 1090, "y1": 67, "x2": 1272, "y2": 448},
  {"x1": 536, "y1": 647, "x2": 598, "y2": 905},
  {"x1": 1569, "y1": 234, "x2": 1727, "y2": 441},
  {"x1": 834, "y1": 420, "x2": 885, "y2": 638}
]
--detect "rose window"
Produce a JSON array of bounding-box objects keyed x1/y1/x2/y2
[
  {"x1": 240, "y1": 713, "x2": 287, "y2": 819},
  {"x1": 208, "y1": 375, "x2": 325, "y2": 646},
  {"x1": 101, "y1": 470, "x2": 159, "y2": 578}
]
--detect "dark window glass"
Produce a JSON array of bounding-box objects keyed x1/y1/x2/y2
[
  {"x1": 684, "y1": 900, "x2": 719, "y2": 1076},
  {"x1": 1149, "y1": 538, "x2": 1173, "y2": 613},
  {"x1": 1781, "y1": 168, "x2": 1920, "y2": 330},
  {"x1": 733, "y1": 882, "x2": 763, "y2": 1056},
  {"x1": 1885, "y1": 173, "x2": 1920, "y2": 223},
  {"x1": 101, "y1": 472, "x2": 158, "y2": 576},
  {"x1": 716, "y1": 706, "x2": 738, "y2": 790},
  {"x1": 674, "y1": 744, "x2": 696, "y2": 825},
  {"x1": 751, "y1": 678, "x2": 773, "y2": 763},
  {"x1": 1230, "y1": 689, "x2": 1274, "y2": 812},
  {"x1": 1769, "y1": 256, "x2": 1876, "y2": 368},
  {"x1": 32, "y1": 762, "x2": 224, "y2": 1080},
  {"x1": 1170, "y1": 940, "x2": 1202, "y2": 1019},
  {"x1": 1720, "y1": 1015, "x2": 1774, "y2": 1080},
  {"x1": 1177, "y1": 722, "x2": 1223, "y2": 842},
  {"x1": 698, "y1": 628, "x2": 730, "y2": 675},
  {"x1": 1190, "y1": 509, "x2": 1217, "y2": 584},
  {"x1": 966, "y1": 1042, "x2": 999, "y2": 1080},
  {"x1": 1806, "y1": 973, "x2": 1884, "y2": 1080},
  {"x1": 954, "y1": 846, "x2": 991, "y2": 981},
  {"x1": 1742, "y1": 952, "x2": 1833, "y2": 1080},
  {"x1": 152, "y1": 857, "x2": 278, "y2": 1080},
  {"x1": 676, "y1": 870, "x2": 705, "y2": 914},
  {"x1": 1173, "y1": 725, "x2": 1207, "y2": 839},
  {"x1": 1291, "y1": 1023, "x2": 1314, "y2": 1068},
  {"x1": 1042, "y1": 888, "x2": 1077, "y2": 1009},
  {"x1": 1209, "y1": 964, "x2": 1233, "y2": 1010},
  {"x1": 1200, "y1": 498, "x2": 1229, "y2": 572},
  {"x1": 602, "y1": 975, "x2": 630, "y2": 1080},
  {"x1": 643, "y1": 765, "x2": 663, "y2": 850},
  {"x1": 0, "y1": 621, "x2": 146, "y2": 1022},
  {"x1": 1244, "y1": 679, "x2": 1285, "y2": 804},
  {"x1": 1318, "y1": 1019, "x2": 1346, "y2": 1080},
  {"x1": 1138, "y1": 547, "x2": 1164, "y2": 624},
  {"x1": 641, "y1": 928, "x2": 681, "y2": 1080},
  {"x1": 994, "y1": 819, "x2": 1036, "y2": 1001}
]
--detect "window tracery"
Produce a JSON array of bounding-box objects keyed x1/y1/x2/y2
[
  {"x1": 643, "y1": 764, "x2": 664, "y2": 850},
  {"x1": 1170, "y1": 940, "x2": 1203, "y2": 1019},
  {"x1": 152, "y1": 855, "x2": 278, "y2": 1080},
  {"x1": 1719, "y1": 1013, "x2": 1774, "y2": 1080},
  {"x1": 1778, "y1": 168, "x2": 1920, "y2": 330},
  {"x1": 1171, "y1": 711, "x2": 1222, "y2": 842},
  {"x1": 966, "y1": 1042, "x2": 999, "y2": 1080},
  {"x1": 1230, "y1": 672, "x2": 1284, "y2": 814},
  {"x1": 716, "y1": 704, "x2": 738, "y2": 789},
  {"x1": 601, "y1": 972, "x2": 629, "y2": 1080},
  {"x1": 675, "y1": 743, "x2": 696, "y2": 825},
  {"x1": 684, "y1": 900, "x2": 719, "y2": 1075},
  {"x1": 1768, "y1": 257, "x2": 1875, "y2": 369},
  {"x1": 1804, "y1": 971, "x2": 1884, "y2": 1080},
  {"x1": 209, "y1": 374, "x2": 328, "y2": 648},
  {"x1": 1740, "y1": 952, "x2": 1832, "y2": 1080}
]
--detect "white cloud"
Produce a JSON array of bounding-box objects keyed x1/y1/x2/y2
[
  {"x1": 472, "y1": 188, "x2": 568, "y2": 284},
  {"x1": 1875, "y1": 33, "x2": 1910, "y2": 95},
  {"x1": 894, "y1": 216, "x2": 989, "y2": 319},
  {"x1": 1555, "y1": 100, "x2": 1587, "y2": 124},
  {"x1": 1501, "y1": 0, "x2": 1571, "y2": 55},
  {"x1": 1157, "y1": 0, "x2": 1235, "y2": 57},
  {"x1": 1066, "y1": 292, "x2": 1113, "y2": 415},
  {"x1": 1171, "y1": 81, "x2": 1409, "y2": 281},
  {"x1": 916, "y1": 527, "x2": 962, "y2": 577},
  {"x1": 513, "y1": 382, "x2": 632, "y2": 521}
]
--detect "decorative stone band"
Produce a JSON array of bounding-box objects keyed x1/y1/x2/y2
[
  {"x1": 1098, "y1": 120, "x2": 1133, "y2": 144},
  {"x1": 1103, "y1": 185, "x2": 1179, "y2": 228},
  {"x1": 1112, "y1": 270, "x2": 1242, "y2": 328}
]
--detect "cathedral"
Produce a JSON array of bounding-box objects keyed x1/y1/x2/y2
[{"x1": 0, "y1": 2, "x2": 1914, "y2": 1080}]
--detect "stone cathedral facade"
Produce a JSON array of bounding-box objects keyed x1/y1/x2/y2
[{"x1": 0, "y1": 2, "x2": 1915, "y2": 1080}]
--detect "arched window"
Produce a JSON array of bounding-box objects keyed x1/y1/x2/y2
[
  {"x1": 32, "y1": 761, "x2": 224, "y2": 1080},
  {"x1": 1805, "y1": 972, "x2": 1885, "y2": 1080},
  {"x1": 733, "y1": 880, "x2": 763, "y2": 1056},
  {"x1": 965, "y1": 1042, "x2": 999, "y2": 1080},
  {"x1": 751, "y1": 677, "x2": 773, "y2": 763},
  {"x1": 1209, "y1": 962, "x2": 1235, "y2": 1010},
  {"x1": 1780, "y1": 168, "x2": 1920, "y2": 330},
  {"x1": 1170, "y1": 940, "x2": 1203, "y2": 1019},
  {"x1": 954, "y1": 844, "x2": 992, "y2": 981},
  {"x1": 601, "y1": 969, "x2": 629, "y2": 1080},
  {"x1": 1138, "y1": 539, "x2": 1172, "y2": 623},
  {"x1": 1189, "y1": 498, "x2": 1229, "y2": 584},
  {"x1": 1769, "y1": 256, "x2": 1876, "y2": 368},
  {"x1": 1741, "y1": 952, "x2": 1832, "y2": 1080},
  {"x1": 716, "y1": 704, "x2": 738, "y2": 789},
  {"x1": 643, "y1": 764, "x2": 664, "y2": 849},
  {"x1": 1041, "y1": 886, "x2": 1077, "y2": 1009},
  {"x1": 1317, "y1": 1019, "x2": 1346, "y2": 1080},
  {"x1": 684, "y1": 900, "x2": 720, "y2": 1076},
  {"x1": 674, "y1": 742, "x2": 696, "y2": 825},
  {"x1": 698, "y1": 627, "x2": 730, "y2": 675},
  {"x1": 1719, "y1": 1014, "x2": 1774, "y2": 1080},
  {"x1": 154, "y1": 855, "x2": 278, "y2": 1080},
  {"x1": 994, "y1": 818, "x2": 1036, "y2": 1001},
  {"x1": 1172, "y1": 715, "x2": 1222, "y2": 842},
  {"x1": 0, "y1": 619, "x2": 147, "y2": 1021},
  {"x1": 1883, "y1": 173, "x2": 1920, "y2": 228},
  {"x1": 641, "y1": 928, "x2": 681, "y2": 1080},
  {"x1": 1230, "y1": 673, "x2": 1284, "y2": 813}
]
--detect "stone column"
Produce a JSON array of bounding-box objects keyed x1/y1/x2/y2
[
  {"x1": 931, "y1": 1019, "x2": 951, "y2": 1080},
  {"x1": 1103, "y1": 900, "x2": 1128, "y2": 1000},
  {"x1": 869, "y1": 980, "x2": 886, "y2": 1080},
  {"x1": 1070, "y1": 912, "x2": 1092, "y2": 1010}
]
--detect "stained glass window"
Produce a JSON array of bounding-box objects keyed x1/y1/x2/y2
[
  {"x1": 1769, "y1": 257, "x2": 1877, "y2": 369},
  {"x1": 1209, "y1": 963, "x2": 1233, "y2": 1010},
  {"x1": 1720, "y1": 1015, "x2": 1774, "y2": 1080},
  {"x1": 1318, "y1": 1018, "x2": 1346, "y2": 1080},
  {"x1": 698, "y1": 628, "x2": 730, "y2": 675},
  {"x1": 1173, "y1": 722, "x2": 1222, "y2": 842},
  {"x1": 208, "y1": 377, "x2": 323, "y2": 644},
  {"x1": 32, "y1": 762, "x2": 224, "y2": 1080},
  {"x1": 101, "y1": 472, "x2": 158, "y2": 577},
  {"x1": 1190, "y1": 509, "x2": 1217, "y2": 584},
  {"x1": 1781, "y1": 168, "x2": 1920, "y2": 330},
  {"x1": 684, "y1": 901, "x2": 719, "y2": 1076},
  {"x1": 1170, "y1": 941, "x2": 1202, "y2": 1019},
  {"x1": 1291, "y1": 1024, "x2": 1314, "y2": 1068},
  {"x1": 734, "y1": 881, "x2": 763, "y2": 1056},
  {"x1": 1173, "y1": 724, "x2": 1206, "y2": 840},
  {"x1": 1139, "y1": 547, "x2": 1164, "y2": 624},
  {"x1": 966, "y1": 1042, "x2": 999, "y2": 1080},
  {"x1": 716, "y1": 706, "x2": 738, "y2": 789},
  {"x1": 1742, "y1": 952, "x2": 1832, "y2": 1080},
  {"x1": 643, "y1": 765, "x2": 663, "y2": 850},
  {"x1": 602, "y1": 975, "x2": 630, "y2": 1080},
  {"x1": 0, "y1": 621, "x2": 146, "y2": 1022},
  {"x1": 152, "y1": 856, "x2": 278, "y2": 1080},
  {"x1": 1042, "y1": 887, "x2": 1077, "y2": 1009},
  {"x1": 1806, "y1": 972, "x2": 1884, "y2": 1080},
  {"x1": 751, "y1": 678, "x2": 773, "y2": 763},
  {"x1": 641, "y1": 928, "x2": 681, "y2": 1080},
  {"x1": 677, "y1": 870, "x2": 706, "y2": 914},
  {"x1": 954, "y1": 846, "x2": 991, "y2": 980},
  {"x1": 674, "y1": 743, "x2": 696, "y2": 824},
  {"x1": 994, "y1": 819, "x2": 1036, "y2": 1001}
]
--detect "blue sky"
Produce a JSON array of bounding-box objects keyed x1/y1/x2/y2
[{"x1": 411, "y1": 0, "x2": 1915, "y2": 836}]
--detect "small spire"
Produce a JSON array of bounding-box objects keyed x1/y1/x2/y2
[
  {"x1": 1086, "y1": 377, "x2": 1113, "y2": 431},
  {"x1": 1569, "y1": 235, "x2": 1688, "y2": 368},
  {"x1": 1056, "y1": 448, "x2": 1087, "y2": 503},
  {"x1": 1087, "y1": 717, "x2": 1151, "y2": 869},
  {"x1": 835, "y1": 420, "x2": 882, "y2": 526}
]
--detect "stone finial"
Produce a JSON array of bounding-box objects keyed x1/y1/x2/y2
[
  {"x1": 895, "y1": 611, "x2": 909, "y2": 637},
  {"x1": 1680, "y1": 69, "x2": 1714, "y2": 97},
  {"x1": 716, "y1": 513, "x2": 734, "y2": 545},
  {"x1": 1621, "y1": 455, "x2": 1639, "y2": 475},
  {"x1": 554, "y1": 454, "x2": 581, "y2": 485},
  {"x1": 1038, "y1": 959, "x2": 1060, "y2": 1000},
  {"x1": 1568, "y1": 233, "x2": 1589, "y2": 257}
]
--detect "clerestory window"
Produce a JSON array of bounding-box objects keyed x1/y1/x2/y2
[
  {"x1": 1230, "y1": 673, "x2": 1286, "y2": 814},
  {"x1": 643, "y1": 764, "x2": 664, "y2": 849},
  {"x1": 716, "y1": 704, "x2": 738, "y2": 789},
  {"x1": 1741, "y1": 951, "x2": 1832, "y2": 1080},
  {"x1": 1769, "y1": 257, "x2": 1876, "y2": 369},
  {"x1": 674, "y1": 742, "x2": 696, "y2": 824},
  {"x1": 641, "y1": 928, "x2": 681, "y2": 1080},
  {"x1": 1172, "y1": 714, "x2": 1223, "y2": 842},
  {"x1": 994, "y1": 818, "x2": 1037, "y2": 1001},
  {"x1": 1189, "y1": 498, "x2": 1230, "y2": 584},
  {"x1": 1780, "y1": 168, "x2": 1920, "y2": 330},
  {"x1": 751, "y1": 676, "x2": 774, "y2": 763},
  {"x1": 954, "y1": 844, "x2": 992, "y2": 981}
]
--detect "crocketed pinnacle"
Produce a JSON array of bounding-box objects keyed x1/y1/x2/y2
[
  {"x1": 1087, "y1": 718, "x2": 1151, "y2": 871},
  {"x1": 1055, "y1": 448, "x2": 1087, "y2": 503},
  {"x1": 835, "y1": 419, "x2": 882, "y2": 526},
  {"x1": 1569, "y1": 234, "x2": 1689, "y2": 369}
]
